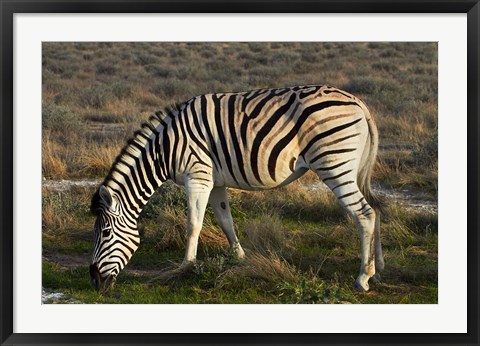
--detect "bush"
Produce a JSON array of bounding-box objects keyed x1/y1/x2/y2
[
  {"x1": 134, "y1": 52, "x2": 159, "y2": 66},
  {"x1": 150, "y1": 79, "x2": 194, "y2": 100},
  {"x1": 270, "y1": 51, "x2": 301, "y2": 64},
  {"x1": 247, "y1": 66, "x2": 287, "y2": 86},
  {"x1": 144, "y1": 64, "x2": 176, "y2": 78},
  {"x1": 411, "y1": 130, "x2": 438, "y2": 168},
  {"x1": 248, "y1": 42, "x2": 267, "y2": 53},
  {"x1": 372, "y1": 61, "x2": 399, "y2": 73},
  {"x1": 200, "y1": 48, "x2": 216, "y2": 59},
  {"x1": 95, "y1": 61, "x2": 118, "y2": 75},
  {"x1": 79, "y1": 85, "x2": 113, "y2": 109},
  {"x1": 169, "y1": 46, "x2": 190, "y2": 59},
  {"x1": 42, "y1": 104, "x2": 84, "y2": 132},
  {"x1": 344, "y1": 76, "x2": 400, "y2": 95},
  {"x1": 111, "y1": 82, "x2": 133, "y2": 99}
]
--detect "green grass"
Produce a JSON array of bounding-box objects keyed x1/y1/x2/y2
[{"x1": 42, "y1": 180, "x2": 437, "y2": 304}]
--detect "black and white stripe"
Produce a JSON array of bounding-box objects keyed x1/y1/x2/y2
[{"x1": 90, "y1": 84, "x2": 383, "y2": 292}]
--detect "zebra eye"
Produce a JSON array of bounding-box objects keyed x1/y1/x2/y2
[{"x1": 102, "y1": 227, "x2": 111, "y2": 237}]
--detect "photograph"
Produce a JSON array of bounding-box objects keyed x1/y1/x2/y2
[{"x1": 41, "y1": 41, "x2": 438, "y2": 304}]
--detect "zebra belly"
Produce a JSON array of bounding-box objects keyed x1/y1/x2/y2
[
  {"x1": 275, "y1": 167, "x2": 308, "y2": 188},
  {"x1": 219, "y1": 166, "x2": 308, "y2": 191},
  {"x1": 220, "y1": 155, "x2": 309, "y2": 191}
]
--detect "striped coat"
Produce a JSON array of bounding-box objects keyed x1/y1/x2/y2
[{"x1": 90, "y1": 85, "x2": 384, "y2": 293}]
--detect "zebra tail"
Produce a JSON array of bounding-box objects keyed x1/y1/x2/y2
[{"x1": 357, "y1": 105, "x2": 385, "y2": 214}]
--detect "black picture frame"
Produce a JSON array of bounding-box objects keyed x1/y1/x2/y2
[{"x1": 1, "y1": 1, "x2": 479, "y2": 345}]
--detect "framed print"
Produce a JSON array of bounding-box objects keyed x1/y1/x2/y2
[{"x1": 1, "y1": 1, "x2": 479, "y2": 345}]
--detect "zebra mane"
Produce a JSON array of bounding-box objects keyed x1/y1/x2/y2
[{"x1": 90, "y1": 103, "x2": 182, "y2": 214}]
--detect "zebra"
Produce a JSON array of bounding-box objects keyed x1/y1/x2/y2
[{"x1": 89, "y1": 84, "x2": 384, "y2": 293}]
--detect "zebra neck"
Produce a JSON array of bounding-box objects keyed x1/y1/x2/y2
[
  {"x1": 104, "y1": 136, "x2": 165, "y2": 219},
  {"x1": 102, "y1": 109, "x2": 177, "y2": 219},
  {"x1": 106, "y1": 178, "x2": 160, "y2": 219}
]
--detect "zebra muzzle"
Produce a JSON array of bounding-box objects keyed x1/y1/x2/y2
[{"x1": 89, "y1": 263, "x2": 102, "y2": 291}]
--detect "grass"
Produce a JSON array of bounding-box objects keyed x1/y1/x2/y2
[
  {"x1": 42, "y1": 42, "x2": 438, "y2": 304},
  {"x1": 42, "y1": 179, "x2": 437, "y2": 304}
]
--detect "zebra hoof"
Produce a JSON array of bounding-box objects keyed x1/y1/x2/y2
[
  {"x1": 232, "y1": 245, "x2": 245, "y2": 261},
  {"x1": 371, "y1": 273, "x2": 382, "y2": 283},
  {"x1": 354, "y1": 275, "x2": 370, "y2": 292},
  {"x1": 179, "y1": 260, "x2": 196, "y2": 272}
]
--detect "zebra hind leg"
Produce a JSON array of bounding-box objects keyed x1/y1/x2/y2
[
  {"x1": 209, "y1": 187, "x2": 245, "y2": 260},
  {"x1": 372, "y1": 215, "x2": 384, "y2": 282},
  {"x1": 315, "y1": 169, "x2": 376, "y2": 292}
]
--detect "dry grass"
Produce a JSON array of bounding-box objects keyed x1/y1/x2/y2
[
  {"x1": 42, "y1": 133, "x2": 68, "y2": 179},
  {"x1": 42, "y1": 194, "x2": 74, "y2": 230},
  {"x1": 217, "y1": 251, "x2": 300, "y2": 287},
  {"x1": 243, "y1": 214, "x2": 287, "y2": 254},
  {"x1": 154, "y1": 206, "x2": 228, "y2": 251},
  {"x1": 42, "y1": 186, "x2": 95, "y2": 232},
  {"x1": 77, "y1": 144, "x2": 122, "y2": 176}
]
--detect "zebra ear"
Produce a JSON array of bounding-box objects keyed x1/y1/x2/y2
[{"x1": 99, "y1": 185, "x2": 113, "y2": 207}]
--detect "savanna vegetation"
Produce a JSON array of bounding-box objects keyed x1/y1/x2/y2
[{"x1": 42, "y1": 42, "x2": 437, "y2": 304}]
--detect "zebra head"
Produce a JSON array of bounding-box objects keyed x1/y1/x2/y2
[{"x1": 89, "y1": 185, "x2": 140, "y2": 292}]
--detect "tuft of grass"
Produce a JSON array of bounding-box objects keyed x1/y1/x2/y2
[
  {"x1": 42, "y1": 193, "x2": 75, "y2": 231},
  {"x1": 243, "y1": 214, "x2": 287, "y2": 254},
  {"x1": 42, "y1": 132, "x2": 68, "y2": 179},
  {"x1": 154, "y1": 206, "x2": 228, "y2": 252},
  {"x1": 218, "y1": 251, "x2": 300, "y2": 287},
  {"x1": 77, "y1": 144, "x2": 121, "y2": 176}
]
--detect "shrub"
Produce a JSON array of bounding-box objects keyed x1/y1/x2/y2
[
  {"x1": 169, "y1": 46, "x2": 190, "y2": 59},
  {"x1": 144, "y1": 64, "x2": 176, "y2": 78},
  {"x1": 95, "y1": 61, "x2": 118, "y2": 75},
  {"x1": 79, "y1": 85, "x2": 113, "y2": 109},
  {"x1": 270, "y1": 51, "x2": 301, "y2": 64},
  {"x1": 411, "y1": 129, "x2": 438, "y2": 169},
  {"x1": 200, "y1": 48, "x2": 216, "y2": 59},
  {"x1": 84, "y1": 113, "x2": 120, "y2": 123},
  {"x1": 248, "y1": 42, "x2": 267, "y2": 53},
  {"x1": 150, "y1": 79, "x2": 194, "y2": 100},
  {"x1": 42, "y1": 104, "x2": 84, "y2": 132},
  {"x1": 372, "y1": 61, "x2": 399, "y2": 73},
  {"x1": 301, "y1": 52, "x2": 318, "y2": 63},
  {"x1": 111, "y1": 82, "x2": 133, "y2": 100},
  {"x1": 45, "y1": 59, "x2": 79, "y2": 79},
  {"x1": 270, "y1": 42, "x2": 283, "y2": 49},
  {"x1": 343, "y1": 76, "x2": 400, "y2": 95},
  {"x1": 247, "y1": 66, "x2": 287, "y2": 86},
  {"x1": 134, "y1": 52, "x2": 159, "y2": 65}
]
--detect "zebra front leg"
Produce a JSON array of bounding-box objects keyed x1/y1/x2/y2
[
  {"x1": 209, "y1": 187, "x2": 245, "y2": 260},
  {"x1": 181, "y1": 179, "x2": 213, "y2": 269}
]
